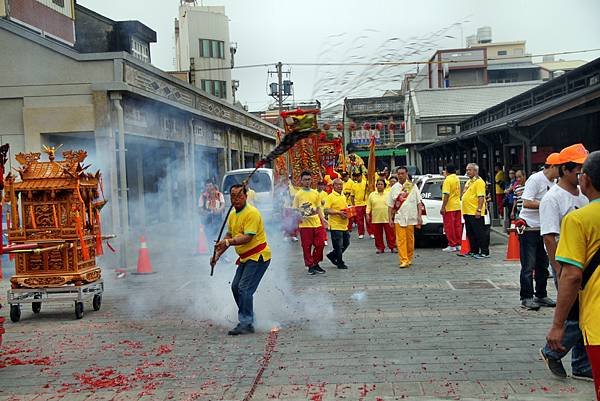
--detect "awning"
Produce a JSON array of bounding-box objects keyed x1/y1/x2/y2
[{"x1": 355, "y1": 148, "x2": 406, "y2": 158}]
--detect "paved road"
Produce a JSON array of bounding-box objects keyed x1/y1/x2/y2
[{"x1": 0, "y1": 226, "x2": 595, "y2": 401}]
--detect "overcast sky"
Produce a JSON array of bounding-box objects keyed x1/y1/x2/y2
[{"x1": 78, "y1": 0, "x2": 600, "y2": 111}]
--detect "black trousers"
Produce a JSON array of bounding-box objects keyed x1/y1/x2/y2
[
  {"x1": 463, "y1": 214, "x2": 489, "y2": 255},
  {"x1": 328, "y1": 230, "x2": 350, "y2": 267}
]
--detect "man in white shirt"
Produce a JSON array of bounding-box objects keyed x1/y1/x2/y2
[
  {"x1": 539, "y1": 144, "x2": 592, "y2": 381},
  {"x1": 517, "y1": 153, "x2": 560, "y2": 310}
]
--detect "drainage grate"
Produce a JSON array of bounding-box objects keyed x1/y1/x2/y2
[{"x1": 448, "y1": 280, "x2": 496, "y2": 289}]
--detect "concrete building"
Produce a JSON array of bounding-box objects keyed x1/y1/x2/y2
[
  {"x1": 538, "y1": 56, "x2": 587, "y2": 80},
  {"x1": 174, "y1": 3, "x2": 234, "y2": 102},
  {"x1": 0, "y1": 4, "x2": 276, "y2": 258},
  {"x1": 404, "y1": 82, "x2": 541, "y2": 170}
]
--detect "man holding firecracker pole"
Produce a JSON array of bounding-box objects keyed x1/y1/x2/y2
[
  {"x1": 293, "y1": 171, "x2": 327, "y2": 275},
  {"x1": 387, "y1": 166, "x2": 423, "y2": 268},
  {"x1": 211, "y1": 184, "x2": 271, "y2": 335}
]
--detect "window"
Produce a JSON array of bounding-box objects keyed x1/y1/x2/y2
[
  {"x1": 52, "y1": 0, "x2": 64, "y2": 6},
  {"x1": 200, "y1": 79, "x2": 227, "y2": 99},
  {"x1": 131, "y1": 37, "x2": 150, "y2": 63},
  {"x1": 199, "y1": 39, "x2": 225, "y2": 59},
  {"x1": 437, "y1": 125, "x2": 456, "y2": 136},
  {"x1": 497, "y1": 50, "x2": 507, "y2": 56}
]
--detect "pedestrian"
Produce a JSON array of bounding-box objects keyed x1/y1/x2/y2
[
  {"x1": 503, "y1": 169, "x2": 517, "y2": 218},
  {"x1": 293, "y1": 171, "x2": 327, "y2": 275},
  {"x1": 198, "y1": 180, "x2": 225, "y2": 241},
  {"x1": 461, "y1": 163, "x2": 490, "y2": 258},
  {"x1": 440, "y1": 163, "x2": 462, "y2": 252},
  {"x1": 324, "y1": 178, "x2": 350, "y2": 269},
  {"x1": 509, "y1": 170, "x2": 527, "y2": 220},
  {"x1": 211, "y1": 184, "x2": 271, "y2": 336},
  {"x1": 546, "y1": 150, "x2": 600, "y2": 398},
  {"x1": 540, "y1": 143, "x2": 591, "y2": 381},
  {"x1": 494, "y1": 163, "x2": 506, "y2": 218},
  {"x1": 367, "y1": 178, "x2": 396, "y2": 254},
  {"x1": 341, "y1": 171, "x2": 355, "y2": 231},
  {"x1": 386, "y1": 176, "x2": 398, "y2": 193},
  {"x1": 387, "y1": 166, "x2": 423, "y2": 268},
  {"x1": 351, "y1": 171, "x2": 373, "y2": 239},
  {"x1": 517, "y1": 153, "x2": 561, "y2": 310},
  {"x1": 317, "y1": 181, "x2": 329, "y2": 247}
]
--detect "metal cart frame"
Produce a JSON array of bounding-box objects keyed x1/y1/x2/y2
[{"x1": 7, "y1": 279, "x2": 104, "y2": 322}]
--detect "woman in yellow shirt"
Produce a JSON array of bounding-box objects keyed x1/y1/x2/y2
[{"x1": 367, "y1": 179, "x2": 396, "y2": 253}]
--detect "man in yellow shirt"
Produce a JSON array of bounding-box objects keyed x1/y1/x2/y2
[
  {"x1": 341, "y1": 171, "x2": 355, "y2": 230},
  {"x1": 212, "y1": 184, "x2": 271, "y2": 336},
  {"x1": 293, "y1": 171, "x2": 327, "y2": 275},
  {"x1": 547, "y1": 151, "x2": 600, "y2": 396},
  {"x1": 317, "y1": 181, "x2": 329, "y2": 247},
  {"x1": 351, "y1": 171, "x2": 373, "y2": 239},
  {"x1": 440, "y1": 164, "x2": 462, "y2": 252},
  {"x1": 494, "y1": 163, "x2": 506, "y2": 218},
  {"x1": 461, "y1": 163, "x2": 489, "y2": 258},
  {"x1": 324, "y1": 178, "x2": 350, "y2": 269}
]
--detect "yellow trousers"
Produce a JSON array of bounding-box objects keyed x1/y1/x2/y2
[{"x1": 395, "y1": 224, "x2": 415, "y2": 265}]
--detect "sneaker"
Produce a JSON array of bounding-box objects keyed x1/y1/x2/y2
[
  {"x1": 337, "y1": 264, "x2": 348, "y2": 269},
  {"x1": 314, "y1": 265, "x2": 326, "y2": 274},
  {"x1": 376, "y1": 249, "x2": 384, "y2": 254},
  {"x1": 358, "y1": 235, "x2": 364, "y2": 239},
  {"x1": 572, "y1": 370, "x2": 594, "y2": 381},
  {"x1": 370, "y1": 234, "x2": 375, "y2": 239},
  {"x1": 291, "y1": 236, "x2": 299, "y2": 242},
  {"x1": 521, "y1": 298, "x2": 541, "y2": 311},
  {"x1": 326, "y1": 252, "x2": 338, "y2": 266},
  {"x1": 307, "y1": 267, "x2": 317, "y2": 275},
  {"x1": 399, "y1": 263, "x2": 410, "y2": 269},
  {"x1": 228, "y1": 324, "x2": 255, "y2": 336},
  {"x1": 539, "y1": 348, "x2": 567, "y2": 378},
  {"x1": 454, "y1": 246, "x2": 461, "y2": 251},
  {"x1": 471, "y1": 253, "x2": 483, "y2": 259},
  {"x1": 535, "y1": 296, "x2": 556, "y2": 307},
  {"x1": 324, "y1": 241, "x2": 328, "y2": 246},
  {"x1": 442, "y1": 246, "x2": 454, "y2": 252},
  {"x1": 390, "y1": 249, "x2": 397, "y2": 253},
  {"x1": 479, "y1": 253, "x2": 490, "y2": 258}
]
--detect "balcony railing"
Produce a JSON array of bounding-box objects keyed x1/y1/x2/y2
[{"x1": 350, "y1": 130, "x2": 405, "y2": 147}]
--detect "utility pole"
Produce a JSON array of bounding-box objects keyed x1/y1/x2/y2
[{"x1": 276, "y1": 61, "x2": 283, "y2": 127}]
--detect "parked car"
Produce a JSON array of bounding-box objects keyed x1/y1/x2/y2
[
  {"x1": 221, "y1": 168, "x2": 275, "y2": 218},
  {"x1": 414, "y1": 174, "x2": 490, "y2": 241}
]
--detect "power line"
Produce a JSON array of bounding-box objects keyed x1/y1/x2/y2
[{"x1": 191, "y1": 47, "x2": 600, "y2": 72}]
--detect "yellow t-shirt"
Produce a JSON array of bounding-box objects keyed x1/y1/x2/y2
[
  {"x1": 366, "y1": 191, "x2": 389, "y2": 224},
  {"x1": 292, "y1": 188, "x2": 322, "y2": 228},
  {"x1": 324, "y1": 191, "x2": 348, "y2": 231},
  {"x1": 495, "y1": 170, "x2": 506, "y2": 194},
  {"x1": 227, "y1": 203, "x2": 271, "y2": 263},
  {"x1": 461, "y1": 177, "x2": 487, "y2": 216},
  {"x1": 342, "y1": 180, "x2": 354, "y2": 206},
  {"x1": 318, "y1": 190, "x2": 328, "y2": 207},
  {"x1": 351, "y1": 179, "x2": 369, "y2": 207},
  {"x1": 441, "y1": 174, "x2": 461, "y2": 212},
  {"x1": 246, "y1": 188, "x2": 257, "y2": 205},
  {"x1": 555, "y1": 200, "x2": 600, "y2": 345}
]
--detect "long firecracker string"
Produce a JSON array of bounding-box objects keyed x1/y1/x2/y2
[
  {"x1": 95, "y1": 210, "x2": 103, "y2": 256},
  {"x1": 76, "y1": 212, "x2": 90, "y2": 261},
  {"x1": 7, "y1": 211, "x2": 14, "y2": 261},
  {"x1": 29, "y1": 206, "x2": 37, "y2": 229},
  {"x1": 52, "y1": 205, "x2": 59, "y2": 228}
]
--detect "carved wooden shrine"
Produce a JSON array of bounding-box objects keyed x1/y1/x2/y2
[{"x1": 4, "y1": 148, "x2": 106, "y2": 289}]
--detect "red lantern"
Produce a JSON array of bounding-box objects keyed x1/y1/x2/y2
[
  {"x1": 388, "y1": 122, "x2": 396, "y2": 131},
  {"x1": 319, "y1": 132, "x2": 326, "y2": 140},
  {"x1": 400, "y1": 121, "x2": 406, "y2": 130},
  {"x1": 375, "y1": 122, "x2": 384, "y2": 131},
  {"x1": 336, "y1": 122, "x2": 344, "y2": 131},
  {"x1": 323, "y1": 122, "x2": 331, "y2": 131},
  {"x1": 349, "y1": 122, "x2": 357, "y2": 131},
  {"x1": 363, "y1": 122, "x2": 371, "y2": 131}
]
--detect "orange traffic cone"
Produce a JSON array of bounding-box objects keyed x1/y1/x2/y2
[
  {"x1": 196, "y1": 224, "x2": 208, "y2": 255},
  {"x1": 506, "y1": 223, "x2": 520, "y2": 261},
  {"x1": 459, "y1": 225, "x2": 471, "y2": 256},
  {"x1": 133, "y1": 236, "x2": 155, "y2": 275}
]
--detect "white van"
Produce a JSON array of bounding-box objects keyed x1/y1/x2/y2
[{"x1": 221, "y1": 168, "x2": 275, "y2": 217}]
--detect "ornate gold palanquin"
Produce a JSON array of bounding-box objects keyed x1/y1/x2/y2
[{"x1": 4, "y1": 149, "x2": 106, "y2": 289}]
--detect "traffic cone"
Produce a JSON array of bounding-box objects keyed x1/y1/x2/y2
[
  {"x1": 506, "y1": 223, "x2": 520, "y2": 261},
  {"x1": 196, "y1": 224, "x2": 208, "y2": 255},
  {"x1": 133, "y1": 236, "x2": 155, "y2": 275},
  {"x1": 459, "y1": 226, "x2": 471, "y2": 256}
]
